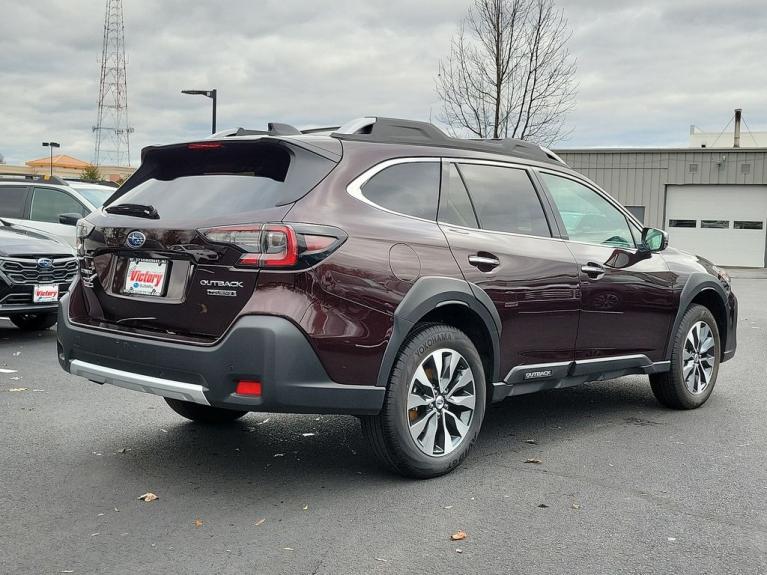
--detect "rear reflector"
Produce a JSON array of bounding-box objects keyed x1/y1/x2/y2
[{"x1": 236, "y1": 380, "x2": 262, "y2": 396}]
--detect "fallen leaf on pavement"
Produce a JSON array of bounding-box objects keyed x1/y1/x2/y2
[
  {"x1": 138, "y1": 492, "x2": 158, "y2": 502},
  {"x1": 193, "y1": 519, "x2": 203, "y2": 528},
  {"x1": 525, "y1": 458, "x2": 542, "y2": 464},
  {"x1": 450, "y1": 531, "x2": 467, "y2": 541},
  {"x1": 254, "y1": 518, "x2": 266, "y2": 526}
]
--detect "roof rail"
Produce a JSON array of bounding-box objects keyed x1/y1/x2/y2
[
  {"x1": 331, "y1": 117, "x2": 566, "y2": 165},
  {"x1": 0, "y1": 172, "x2": 69, "y2": 186}
]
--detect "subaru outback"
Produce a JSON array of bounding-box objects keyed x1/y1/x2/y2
[{"x1": 57, "y1": 117, "x2": 737, "y2": 478}]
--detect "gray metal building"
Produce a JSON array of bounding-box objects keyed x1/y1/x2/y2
[{"x1": 555, "y1": 148, "x2": 767, "y2": 267}]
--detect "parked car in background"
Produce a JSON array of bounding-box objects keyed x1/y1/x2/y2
[
  {"x1": 0, "y1": 174, "x2": 117, "y2": 248},
  {"x1": 0, "y1": 219, "x2": 77, "y2": 330},
  {"x1": 57, "y1": 117, "x2": 737, "y2": 478}
]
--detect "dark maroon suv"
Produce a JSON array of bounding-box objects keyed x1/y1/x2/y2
[{"x1": 57, "y1": 117, "x2": 737, "y2": 478}]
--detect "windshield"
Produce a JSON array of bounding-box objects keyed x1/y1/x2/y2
[{"x1": 70, "y1": 186, "x2": 116, "y2": 208}]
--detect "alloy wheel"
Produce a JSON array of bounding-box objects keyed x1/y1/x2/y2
[
  {"x1": 406, "y1": 348, "x2": 476, "y2": 457},
  {"x1": 682, "y1": 321, "x2": 716, "y2": 395}
]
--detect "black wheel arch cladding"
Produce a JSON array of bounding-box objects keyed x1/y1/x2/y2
[
  {"x1": 665, "y1": 273, "x2": 729, "y2": 361},
  {"x1": 376, "y1": 276, "x2": 502, "y2": 387}
]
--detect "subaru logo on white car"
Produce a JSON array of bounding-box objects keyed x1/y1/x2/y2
[
  {"x1": 126, "y1": 231, "x2": 146, "y2": 249},
  {"x1": 36, "y1": 258, "x2": 53, "y2": 270}
]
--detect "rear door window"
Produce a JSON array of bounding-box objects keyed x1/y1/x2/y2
[
  {"x1": 0, "y1": 185, "x2": 30, "y2": 218},
  {"x1": 108, "y1": 141, "x2": 336, "y2": 218},
  {"x1": 438, "y1": 164, "x2": 478, "y2": 228},
  {"x1": 361, "y1": 162, "x2": 440, "y2": 220},
  {"x1": 31, "y1": 187, "x2": 88, "y2": 223},
  {"x1": 457, "y1": 164, "x2": 551, "y2": 237}
]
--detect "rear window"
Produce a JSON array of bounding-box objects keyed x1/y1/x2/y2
[{"x1": 107, "y1": 141, "x2": 335, "y2": 217}]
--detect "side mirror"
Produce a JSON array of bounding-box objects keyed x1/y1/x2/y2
[
  {"x1": 58, "y1": 213, "x2": 81, "y2": 226},
  {"x1": 640, "y1": 227, "x2": 668, "y2": 253}
]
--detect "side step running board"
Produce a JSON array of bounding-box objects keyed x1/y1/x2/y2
[{"x1": 490, "y1": 355, "x2": 671, "y2": 402}]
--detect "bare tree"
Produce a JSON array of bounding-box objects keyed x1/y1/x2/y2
[{"x1": 437, "y1": 0, "x2": 576, "y2": 145}]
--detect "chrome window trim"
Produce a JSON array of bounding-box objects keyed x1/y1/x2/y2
[
  {"x1": 345, "y1": 156, "x2": 644, "y2": 253},
  {"x1": 346, "y1": 157, "x2": 443, "y2": 223}
]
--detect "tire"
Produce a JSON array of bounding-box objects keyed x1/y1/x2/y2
[
  {"x1": 650, "y1": 304, "x2": 720, "y2": 409},
  {"x1": 10, "y1": 312, "x2": 57, "y2": 331},
  {"x1": 164, "y1": 398, "x2": 248, "y2": 424},
  {"x1": 361, "y1": 323, "x2": 486, "y2": 479}
]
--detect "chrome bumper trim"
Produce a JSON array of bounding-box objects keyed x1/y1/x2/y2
[{"x1": 69, "y1": 359, "x2": 210, "y2": 405}]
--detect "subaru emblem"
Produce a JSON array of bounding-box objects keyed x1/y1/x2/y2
[
  {"x1": 126, "y1": 231, "x2": 146, "y2": 249},
  {"x1": 36, "y1": 257, "x2": 53, "y2": 270}
]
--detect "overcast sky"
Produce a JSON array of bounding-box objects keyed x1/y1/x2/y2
[{"x1": 1, "y1": 0, "x2": 766, "y2": 165}]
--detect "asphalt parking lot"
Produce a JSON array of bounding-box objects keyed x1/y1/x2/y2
[{"x1": 2, "y1": 277, "x2": 766, "y2": 575}]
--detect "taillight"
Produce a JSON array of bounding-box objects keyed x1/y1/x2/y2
[{"x1": 199, "y1": 223, "x2": 345, "y2": 269}]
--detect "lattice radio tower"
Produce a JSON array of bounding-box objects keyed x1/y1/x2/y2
[{"x1": 93, "y1": 0, "x2": 133, "y2": 166}]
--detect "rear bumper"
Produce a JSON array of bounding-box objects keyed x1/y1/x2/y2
[
  {"x1": 56, "y1": 292, "x2": 384, "y2": 415},
  {"x1": 1, "y1": 303, "x2": 59, "y2": 315}
]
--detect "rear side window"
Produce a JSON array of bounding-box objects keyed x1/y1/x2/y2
[
  {"x1": 30, "y1": 188, "x2": 88, "y2": 222},
  {"x1": 108, "y1": 141, "x2": 336, "y2": 218},
  {"x1": 361, "y1": 162, "x2": 440, "y2": 220},
  {"x1": 457, "y1": 164, "x2": 551, "y2": 237},
  {"x1": 0, "y1": 186, "x2": 29, "y2": 218}
]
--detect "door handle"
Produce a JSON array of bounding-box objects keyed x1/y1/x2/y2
[
  {"x1": 581, "y1": 262, "x2": 605, "y2": 278},
  {"x1": 468, "y1": 254, "x2": 500, "y2": 269}
]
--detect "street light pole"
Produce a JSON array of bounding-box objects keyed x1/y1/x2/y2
[
  {"x1": 42, "y1": 142, "x2": 60, "y2": 176},
  {"x1": 181, "y1": 89, "x2": 217, "y2": 134}
]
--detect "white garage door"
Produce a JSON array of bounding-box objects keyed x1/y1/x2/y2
[{"x1": 666, "y1": 185, "x2": 767, "y2": 267}]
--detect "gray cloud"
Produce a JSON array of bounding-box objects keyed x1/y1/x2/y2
[{"x1": 1, "y1": 0, "x2": 765, "y2": 165}]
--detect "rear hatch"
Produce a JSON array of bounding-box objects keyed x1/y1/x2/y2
[{"x1": 73, "y1": 138, "x2": 339, "y2": 342}]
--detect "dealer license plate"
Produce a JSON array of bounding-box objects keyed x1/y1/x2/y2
[
  {"x1": 33, "y1": 284, "x2": 59, "y2": 303},
  {"x1": 124, "y1": 258, "x2": 168, "y2": 296}
]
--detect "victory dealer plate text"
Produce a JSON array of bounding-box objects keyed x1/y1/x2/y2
[
  {"x1": 124, "y1": 258, "x2": 168, "y2": 296},
  {"x1": 33, "y1": 284, "x2": 59, "y2": 303}
]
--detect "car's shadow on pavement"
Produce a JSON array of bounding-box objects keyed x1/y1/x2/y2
[{"x1": 97, "y1": 375, "x2": 670, "y2": 485}]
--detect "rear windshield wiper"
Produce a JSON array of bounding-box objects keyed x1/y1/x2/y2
[{"x1": 105, "y1": 203, "x2": 160, "y2": 219}]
